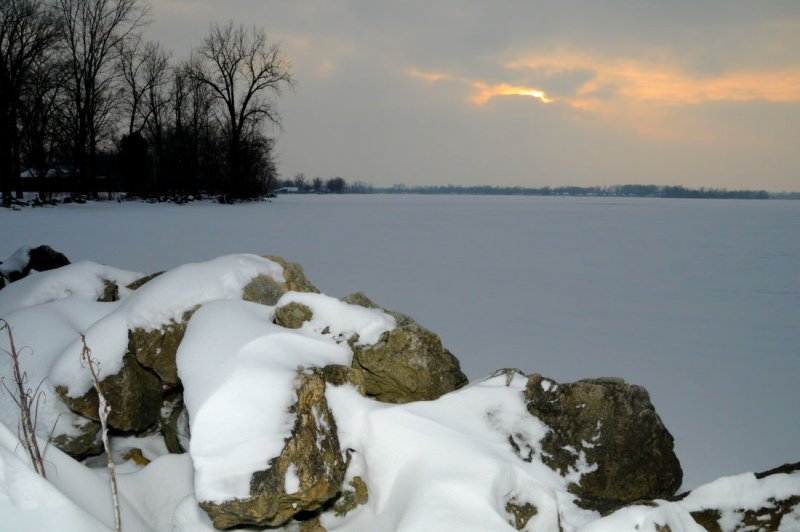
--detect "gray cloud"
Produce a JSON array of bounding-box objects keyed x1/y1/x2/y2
[{"x1": 144, "y1": 0, "x2": 800, "y2": 190}]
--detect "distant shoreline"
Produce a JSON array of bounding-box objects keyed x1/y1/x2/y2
[{"x1": 289, "y1": 183, "x2": 799, "y2": 200}]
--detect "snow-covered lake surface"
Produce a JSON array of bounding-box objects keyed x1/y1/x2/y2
[{"x1": 1, "y1": 194, "x2": 797, "y2": 490}]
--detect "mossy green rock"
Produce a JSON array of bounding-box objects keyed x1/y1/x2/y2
[
  {"x1": 56, "y1": 353, "x2": 162, "y2": 432},
  {"x1": 50, "y1": 419, "x2": 103, "y2": 459},
  {"x1": 352, "y1": 322, "x2": 468, "y2": 404},
  {"x1": 274, "y1": 302, "x2": 313, "y2": 329},
  {"x1": 200, "y1": 367, "x2": 348, "y2": 529},
  {"x1": 129, "y1": 308, "x2": 197, "y2": 386},
  {"x1": 524, "y1": 374, "x2": 682, "y2": 513}
]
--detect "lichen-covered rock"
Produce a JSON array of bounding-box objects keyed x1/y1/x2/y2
[
  {"x1": 243, "y1": 256, "x2": 320, "y2": 306},
  {"x1": 50, "y1": 419, "x2": 103, "y2": 459},
  {"x1": 129, "y1": 308, "x2": 197, "y2": 386},
  {"x1": 56, "y1": 353, "x2": 162, "y2": 432},
  {"x1": 341, "y1": 291, "x2": 467, "y2": 403},
  {"x1": 524, "y1": 374, "x2": 682, "y2": 513},
  {"x1": 321, "y1": 364, "x2": 365, "y2": 393},
  {"x1": 352, "y1": 322, "x2": 468, "y2": 403},
  {"x1": 200, "y1": 367, "x2": 349, "y2": 529},
  {"x1": 274, "y1": 302, "x2": 313, "y2": 329}
]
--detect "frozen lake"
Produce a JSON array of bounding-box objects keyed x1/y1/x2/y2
[{"x1": 1, "y1": 194, "x2": 798, "y2": 490}]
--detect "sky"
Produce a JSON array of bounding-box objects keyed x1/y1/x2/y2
[{"x1": 144, "y1": 1, "x2": 800, "y2": 191}]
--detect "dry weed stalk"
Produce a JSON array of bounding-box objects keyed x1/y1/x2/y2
[
  {"x1": 80, "y1": 333, "x2": 122, "y2": 532},
  {"x1": 0, "y1": 319, "x2": 46, "y2": 477}
]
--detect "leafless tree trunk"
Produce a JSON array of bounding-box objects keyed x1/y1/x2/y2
[
  {"x1": 191, "y1": 21, "x2": 292, "y2": 198},
  {"x1": 0, "y1": 0, "x2": 56, "y2": 205},
  {"x1": 0, "y1": 319, "x2": 46, "y2": 478}
]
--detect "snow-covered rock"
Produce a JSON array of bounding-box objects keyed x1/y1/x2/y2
[
  {"x1": 2, "y1": 250, "x2": 796, "y2": 531},
  {"x1": 0, "y1": 244, "x2": 70, "y2": 285}
]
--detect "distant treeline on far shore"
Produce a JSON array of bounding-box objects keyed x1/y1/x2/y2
[{"x1": 284, "y1": 179, "x2": 797, "y2": 199}]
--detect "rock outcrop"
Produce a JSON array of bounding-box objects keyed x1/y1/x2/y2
[
  {"x1": 200, "y1": 366, "x2": 361, "y2": 529},
  {"x1": 524, "y1": 373, "x2": 682, "y2": 512},
  {"x1": 344, "y1": 292, "x2": 468, "y2": 403}
]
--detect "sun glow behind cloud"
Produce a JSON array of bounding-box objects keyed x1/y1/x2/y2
[
  {"x1": 409, "y1": 50, "x2": 800, "y2": 141},
  {"x1": 408, "y1": 69, "x2": 554, "y2": 106},
  {"x1": 411, "y1": 50, "x2": 800, "y2": 112}
]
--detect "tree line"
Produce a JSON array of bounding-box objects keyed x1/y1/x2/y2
[
  {"x1": 358, "y1": 183, "x2": 771, "y2": 199},
  {"x1": 0, "y1": 0, "x2": 293, "y2": 206}
]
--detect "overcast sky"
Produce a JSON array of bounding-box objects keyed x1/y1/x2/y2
[{"x1": 145, "y1": 1, "x2": 800, "y2": 191}]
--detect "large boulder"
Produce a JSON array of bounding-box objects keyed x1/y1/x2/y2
[
  {"x1": 56, "y1": 353, "x2": 162, "y2": 432},
  {"x1": 524, "y1": 374, "x2": 682, "y2": 512},
  {"x1": 199, "y1": 366, "x2": 362, "y2": 529},
  {"x1": 352, "y1": 322, "x2": 468, "y2": 403},
  {"x1": 343, "y1": 292, "x2": 468, "y2": 403}
]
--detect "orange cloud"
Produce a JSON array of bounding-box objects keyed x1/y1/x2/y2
[
  {"x1": 507, "y1": 51, "x2": 800, "y2": 108},
  {"x1": 408, "y1": 69, "x2": 554, "y2": 106}
]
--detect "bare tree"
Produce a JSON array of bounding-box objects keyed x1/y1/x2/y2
[
  {"x1": 118, "y1": 37, "x2": 169, "y2": 136},
  {"x1": 80, "y1": 333, "x2": 121, "y2": 532},
  {"x1": 0, "y1": 0, "x2": 57, "y2": 205},
  {"x1": 55, "y1": 0, "x2": 148, "y2": 197},
  {"x1": 168, "y1": 60, "x2": 216, "y2": 194},
  {"x1": 20, "y1": 54, "x2": 67, "y2": 201},
  {"x1": 192, "y1": 21, "x2": 292, "y2": 198}
]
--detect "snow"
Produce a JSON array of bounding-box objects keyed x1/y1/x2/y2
[
  {"x1": 0, "y1": 260, "x2": 141, "y2": 317},
  {"x1": 322, "y1": 373, "x2": 582, "y2": 531},
  {"x1": 284, "y1": 464, "x2": 300, "y2": 494},
  {"x1": 0, "y1": 195, "x2": 798, "y2": 531},
  {"x1": 0, "y1": 422, "x2": 109, "y2": 532},
  {"x1": 0, "y1": 245, "x2": 31, "y2": 277}
]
